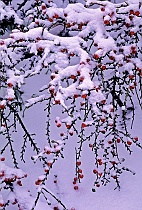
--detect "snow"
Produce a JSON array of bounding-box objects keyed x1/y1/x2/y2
[{"x1": 0, "y1": 0, "x2": 142, "y2": 209}]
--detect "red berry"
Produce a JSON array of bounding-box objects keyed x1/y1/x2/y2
[
  {"x1": 70, "y1": 52, "x2": 75, "y2": 57},
  {"x1": 112, "y1": 20, "x2": 116, "y2": 25},
  {"x1": 0, "y1": 171, "x2": 4, "y2": 177},
  {"x1": 36, "y1": 37, "x2": 40, "y2": 41},
  {"x1": 78, "y1": 169, "x2": 82, "y2": 173},
  {"x1": 93, "y1": 54, "x2": 99, "y2": 60},
  {"x1": 74, "y1": 185, "x2": 78, "y2": 190},
  {"x1": 48, "y1": 17, "x2": 53, "y2": 22},
  {"x1": 70, "y1": 75, "x2": 76, "y2": 79},
  {"x1": 61, "y1": 48, "x2": 68, "y2": 53},
  {"x1": 101, "y1": 65, "x2": 106, "y2": 70},
  {"x1": 109, "y1": 56, "x2": 115, "y2": 60},
  {"x1": 8, "y1": 98, "x2": 14, "y2": 101},
  {"x1": 0, "y1": 104, "x2": 5, "y2": 109},
  {"x1": 127, "y1": 141, "x2": 132, "y2": 145},
  {"x1": 0, "y1": 157, "x2": 5, "y2": 161},
  {"x1": 66, "y1": 124, "x2": 71, "y2": 129},
  {"x1": 44, "y1": 168, "x2": 49, "y2": 173},
  {"x1": 51, "y1": 75, "x2": 55, "y2": 80},
  {"x1": 46, "y1": 150, "x2": 51, "y2": 155},
  {"x1": 79, "y1": 76, "x2": 84, "y2": 82},
  {"x1": 129, "y1": 31, "x2": 135, "y2": 36},
  {"x1": 104, "y1": 20, "x2": 110, "y2": 25},
  {"x1": 8, "y1": 83, "x2": 13, "y2": 87},
  {"x1": 53, "y1": 207, "x2": 59, "y2": 210},
  {"x1": 74, "y1": 177, "x2": 77, "y2": 182},
  {"x1": 86, "y1": 58, "x2": 90, "y2": 62},
  {"x1": 80, "y1": 102, "x2": 85, "y2": 106},
  {"x1": 101, "y1": 7, "x2": 105, "y2": 12},
  {"x1": 89, "y1": 144, "x2": 93, "y2": 148},
  {"x1": 99, "y1": 161, "x2": 103, "y2": 165},
  {"x1": 47, "y1": 162, "x2": 52, "y2": 167},
  {"x1": 117, "y1": 139, "x2": 121, "y2": 143},
  {"x1": 100, "y1": 118, "x2": 105, "y2": 123},
  {"x1": 110, "y1": 108, "x2": 114, "y2": 112},
  {"x1": 53, "y1": 14, "x2": 59, "y2": 19},
  {"x1": 93, "y1": 169, "x2": 98, "y2": 174},
  {"x1": 37, "y1": 47, "x2": 44, "y2": 52},
  {"x1": 41, "y1": 5, "x2": 46, "y2": 10},
  {"x1": 109, "y1": 123, "x2": 113, "y2": 126},
  {"x1": 81, "y1": 122, "x2": 87, "y2": 128},
  {"x1": 134, "y1": 137, "x2": 138, "y2": 141},
  {"x1": 79, "y1": 174, "x2": 84, "y2": 179},
  {"x1": 129, "y1": 75, "x2": 134, "y2": 80},
  {"x1": 100, "y1": 130, "x2": 106, "y2": 134},
  {"x1": 12, "y1": 199, "x2": 18, "y2": 205},
  {"x1": 55, "y1": 100, "x2": 60, "y2": 104},
  {"x1": 101, "y1": 100, "x2": 106, "y2": 105},
  {"x1": 24, "y1": 174, "x2": 28, "y2": 178},
  {"x1": 35, "y1": 21, "x2": 39, "y2": 25},
  {"x1": 35, "y1": 180, "x2": 42, "y2": 185},
  {"x1": 0, "y1": 40, "x2": 4, "y2": 45},
  {"x1": 0, "y1": 203, "x2": 4, "y2": 207},
  {"x1": 17, "y1": 180, "x2": 22, "y2": 186},
  {"x1": 80, "y1": 62, "x2": 86, "y2": 66},
  {"x1": 69, "y1": 131, "x2": 73, "y2": 136},
  {"x1": 19, "y1": 38, "x2": 23, "y2": 42},
  {"x1": 56, "y1": 123, "x2": 61, "y2": 128},
  {"x1": 125, "y1": 23, "x2": 130, "y2": 28},
  {"x1": 66, "y1": 23, "x2": 71, "y2": 28},
  {"x1": 110, "y1": 161, "x2": 116, "y2": 165},
  {"x1": 77, "y1": 161, "x2": 81, "y2": 166},
  {"x1": 129, "y1": 10, "x2": 134, "y2": 15},
  {"x1": 81, "y1": 94, "x2": 87, "y2": 99},
  {"x1": 78, "y1": 24, "x2": 83, "y2": 30},
  {"x1": 60, "y1": 132, "x2": 64, "y2": 136},
  {"x1": 74, "y1": 94, "x2": 78, "y2": 99},
  {"x1": 135, "y1": 11, "x2": 140, "y2": 16},
  {"x1": 129, "y1": 85, "x2": 134, "y2": 90},
  {"x1": 77, "y1": 70, "x2": 81, "y2": 75}
]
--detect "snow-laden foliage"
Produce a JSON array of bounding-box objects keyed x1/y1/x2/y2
[{"x1": 0, "y1": 0, "x2": 142, "y2": 209}]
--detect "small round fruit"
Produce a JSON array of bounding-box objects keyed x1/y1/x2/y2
[
  {"x1": 74, "y1": 185, "x2": 78, "y2": 190},
  {"x1": 77, "y1": 161, "x2": 81, "y2": 166},
  {"x1": 81, "y1": 94, "x2": 87, "y2": 99},
  {"x1": 48, "y1": 18, "x2": 53, "y2": 22},
  {"x1": 127, "y1": 141, "x2": 132, "y2": 146},
  {"x1": 0, "y1": 104, "x2": 5, "y2": 109},
  {"x1": 93, "y1": 54, "x2": 99, "y2": 60},
  {"x1": 134, "y1": 137, "x2": 138, "y2": 141},
  {"x1": 117, "y1": 139, "x2": 121, "y2": 143},
  {"x1": 79, "y1": 174, "x2": 84, "y2": 179},
  {"x1": 104, "y1": 20, "x2": 110, "y2": 25},
  {"x1": 93, "y1": 169, "x2": 98, "y2": 174},
  {"x1": 81, "y1": 123, "x2": 87, "y2": 128},
  {"x1": 78, "y1": 169, "x2": 82, "y2": 173},
  {"x1": 8, "y1": 83, "x2": 13, "y2": 87}
]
